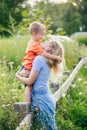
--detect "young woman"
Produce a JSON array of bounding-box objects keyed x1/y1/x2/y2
[{"x1": 16, "y1": 41, "x2": 64, "y2": 130}]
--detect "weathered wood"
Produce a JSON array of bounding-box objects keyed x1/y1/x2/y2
[
  {"x1": 14, "y1": 102, "x2": 32, "y2": 130},
  {"x1": 63, "y1": 71, "x2": 70, "y2": 76},
  {"x1": 14, "y1": 102, "x2": 30, "y2": 119},
  {"x1": 54, "y1": 57, "x2": 87, "y2": 102},
  {"x1": 50, "y1": 82, "x2": 59, "y2": 92},
  {"x1": 78, "y1": 56, "x2": 83, "y2": 62},
  {"x1": 15, "y1": 113, "x2": 32, "y2": 130}
]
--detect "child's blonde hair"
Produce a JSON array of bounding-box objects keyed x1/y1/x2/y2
[
  {"x1": 46, "y1": 41, "x2": 65, "y2": 83},
  {"x1": 29, "y1": 21, "x2": 46, "y2": 34}
]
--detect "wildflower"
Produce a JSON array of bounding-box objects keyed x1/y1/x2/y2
[
  {"x1": 12, "y1": 96, "x2": 18, "y2": 99},
  {"x1": 62, "y1": 93, "x2": 66, "y2": 97},
  {"x1": 2, "y1": 104, "x2": 10, "y2": 107},
  {"x1": 84, "y1": 65, "x2": 87, "y2": 69},
  {"x1": 79, "y1": 92, "x2": 82, "y2": 95},
  {"x1": 1, "y1": 73, "x2": 6, "y2": 77},
  {"x1": 72, "y1": 84, "x2": 76, "y2": 88},
  {"x1": 82, "y1": 81, "x2": 87, "y2": 85},
  {"x1": 77, "y1": 77, "x2": 82, "y2": 82},
  {"x1": 10, "y1": 89, "x2": 17, "y2": 92}
]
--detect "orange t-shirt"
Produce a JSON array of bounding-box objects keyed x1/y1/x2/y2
[{"x1": 22, "y1": 41, "x2": 44, "y2": 70}]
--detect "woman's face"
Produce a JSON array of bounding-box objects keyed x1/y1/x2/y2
[{"x1": 42, "y1": 42, "x2": 52, "y2": 53}]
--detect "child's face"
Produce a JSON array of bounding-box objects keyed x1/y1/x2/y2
[{"x1": 33, "y1": 30, "x2": 45, "y2": 42}]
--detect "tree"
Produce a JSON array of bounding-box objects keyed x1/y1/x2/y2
[
  {"x1": 0, "y1": 0, "x2": 26, "y2": 35},
  {"x1": 59, "y1": 2, "x2": 81, "y2": 35},
  {"x1": 78, "y1": 0, "x2": 87, "y2": 31}
]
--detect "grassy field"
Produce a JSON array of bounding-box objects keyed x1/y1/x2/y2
[
  {"x1": 56, "y1": 65, "x2": 87, "y2": 130},
  {"x1": 0, "y1": 35, "x2": 87, "y2": 130}
]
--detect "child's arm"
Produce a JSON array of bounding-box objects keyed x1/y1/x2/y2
[{"x1": 42, "y1": 52, "x2": 62, "y2": 63}]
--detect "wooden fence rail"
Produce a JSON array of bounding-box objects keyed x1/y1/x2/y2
[
  {"x1": 14, "y1": 57, "x2": 87, "y2": 130},
  {"x1": 54, "y1": 57, "x2": 87, "y2": 102}
]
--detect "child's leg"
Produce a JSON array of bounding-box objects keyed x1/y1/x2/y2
[
  {"x1": 24, "y1": 85, "x2": 32, "y2": 103},
  {"x1": 18, "y1": 66, "x2": 32, "y2": 102}
]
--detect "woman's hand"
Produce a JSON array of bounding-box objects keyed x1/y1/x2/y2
[
  {"x1": 15, "y1": 71, "x2": 20, "y2": 78},
  {"x1": 15, "y1": 69, "x2": 39, "y2": 85},
  {"x1": 19, "y1": 69, "x2": 30, "y2": 77}
]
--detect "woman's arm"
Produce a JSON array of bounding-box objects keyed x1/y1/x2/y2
[{"x1": 15, "y1": 69, "x2": 38, "y2": 85}]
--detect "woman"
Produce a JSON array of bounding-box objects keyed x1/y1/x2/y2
[{"x1": 16, "y1": 41, "x2": 64, "y2": 130}]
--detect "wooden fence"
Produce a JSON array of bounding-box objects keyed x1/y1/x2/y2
[{"x1": 14, "y1": 57, "x2": 87, "y2": 130}]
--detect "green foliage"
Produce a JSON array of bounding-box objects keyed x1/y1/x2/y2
[
  {"x1": 78, "y1": 0, "x2": 87, "y2": 31},
  {"x1": 0, "y1": 0, "x2": 26, "y2": 35},
  {"x1": 56, "y1": 28, "x2": 66, "y2": 35},
  {"x1": 0, "y1": 36, "x2": 29, "y2": 67},
  {"x1": 0, "y1": 36, "x2": 87, "y2": 129},
  {"x1": 0, "y1": 61, "x2": 24, "y2": 130},
  {"x1": 1, "y1": 0, "x2": 87, "y2": 36},
  {"x1": 71, "y1": 32, "x2": 87, "y2": 46},
  {"x1": 0, "y1": 106, "x2": 19, "y2": 130},
  {"x1": 0, "y1": 35, "x2": 87, "y2": 69},
  {"x1": 5, "y1": 15, "x2": 18, "y2": 36},
  {"x1": 56, "y1": 66, "x2": 87, "y2": 129},
  {"x1": 59, "y1": 2, "x2": 81, "y2": 35},
  {"x1": 21, "y1": 7, "x2": 53, "y2": 36}
]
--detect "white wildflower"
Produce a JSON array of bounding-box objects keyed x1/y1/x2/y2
[
  {"x1": 2, "y1": 104, "x2": 10, "y2": 107},
  {"x1": 62, "y1": 93, "x2": 66, "y2": 97},
  {"x1": 84, "y1": 65, "x2": 87, "y2": 69},
  {"x1": 10, "y1": 89, "x2": 17, "y2": 92},
  {"x1": 79, "y1": 92, "x2": 82, "y2": 95},
  {"x1": 12, "y1": 96, "x2": 17, "y2": 99},
  {"x1": 82, "y1": 81, "x2": 87, "y2": 85},
  {"x1": 1, "y1": 73, "x2": 6, "y2": 77},
  {"x1": 72, "y1": 84, "x2": 76, "y2": 88},
  {"x1": 77, "y1": 78, "x2": 82, "y2": 81}
]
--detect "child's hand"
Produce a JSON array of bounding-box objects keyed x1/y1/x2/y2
[
  {"x1": 19, "y1": 69, "x2": 30, "y2": 77},
  {"x1": 57, "y1": 56, "x2": 62, "y2": 63}
]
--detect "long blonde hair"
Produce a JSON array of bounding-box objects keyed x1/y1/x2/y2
[{"x1": 46, "y1": 41, "x2": 65, "y2": 82}]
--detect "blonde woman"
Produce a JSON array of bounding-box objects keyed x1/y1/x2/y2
[{"x1": 16, "y1": 41, "x2": 64, "y2": 130}]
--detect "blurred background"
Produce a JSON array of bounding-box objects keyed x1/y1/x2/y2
[
  {"x1": 0, "y1": 0, "x2": 87, "y2": 36},
  {"x1": 0, "y1": 0, "x2": 87, "y2": 130}
]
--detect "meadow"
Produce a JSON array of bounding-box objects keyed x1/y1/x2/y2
[{"x1": 0, "y1": 35, "x2": 87, "y2": 130}]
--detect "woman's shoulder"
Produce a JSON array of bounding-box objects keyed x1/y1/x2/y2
[
  {"x1": 32, "y1": 56, "x2": 46, "y2": 70},
  {"x1": 34, "y1": 55, "x2": 44, "y2": 60},
  {"x1": 34, "y1": 56, "x2": 45, "y2": 62}
]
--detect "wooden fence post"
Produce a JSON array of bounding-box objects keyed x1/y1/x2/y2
[{"x1": 14, "y1": 102, "x2": 32, "y2": 130}]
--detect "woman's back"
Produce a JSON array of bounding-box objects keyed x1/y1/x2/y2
[{"x1": 32, "y1": 56, "x2": 50, "y2": 91}]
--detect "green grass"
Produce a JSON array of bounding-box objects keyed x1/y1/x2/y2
[
  {"x1": 0, "y1": 64, "x2": 24, "y2": 130},
  {"x1": 0, "y1": 35, "x2": 29, "y2": 67},
  {"x1": 0, "y1": 35, "x2": 87, "y2": 129},
  {"x1": 56, "y1": 65, "x2": 87, "y2": 130},
  {"x1": 71, "y1": 32, "x2": 87, "y2": 46}
]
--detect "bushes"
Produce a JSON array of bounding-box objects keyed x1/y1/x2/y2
[
  {"x1": 0, "y1": 62, "x2": 24, "y2": 130},
  {"x1": 56, "y1": 66, "x2": 87, "y2": 130},
  {"x1": 0, "y1": 36, "x2": 87, "y2": 129},
  {"x1": 0, "y1": 35, "x2": 29, "y2": 68},
  {"x1": 71, "y1": 32, "x2": 87, "y2": 46}
]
